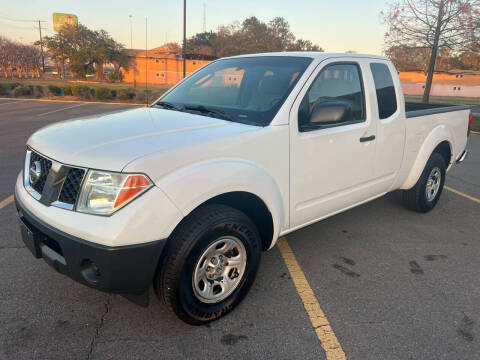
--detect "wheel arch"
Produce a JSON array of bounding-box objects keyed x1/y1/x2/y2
[
  {"x1": 156, "y1": 158, "x2": 286, "y2": 251},
  {"x1": 400, "y1": 125, "x2": 454, "y2": 190}
]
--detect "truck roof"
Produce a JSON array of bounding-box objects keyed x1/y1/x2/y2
[{"x1": 224, "y1": 52, "x2": 389, "y2": 61}]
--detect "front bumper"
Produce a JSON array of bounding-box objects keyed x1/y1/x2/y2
[{"x1": 15, "y1": 193, "x2": 165, "y2": 305}]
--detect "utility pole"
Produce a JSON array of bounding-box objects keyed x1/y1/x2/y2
[
  {"x1": 129, "y1": 15, "x2": 136, "y2": 88},
  {"x1": 183, "y1": 0, "x2": 186, "y2": 78},
  {"x1": 37, "y1": 20, "x2": 45, "y2": 73},
  {"x1": 60, "y1": 34, "x2": 65, "y2": 79}
]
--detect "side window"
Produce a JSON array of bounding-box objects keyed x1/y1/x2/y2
[
  {"x1": 370, "y1": 63, "x2": 397, "y2": 119},
  {"x1": 298, "y1": 63, "x2": 366, "y2": 131}
]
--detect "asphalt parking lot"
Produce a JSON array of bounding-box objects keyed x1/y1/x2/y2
[{"x1": 1, "y1": 98, "x2": 479, "y2": 360}]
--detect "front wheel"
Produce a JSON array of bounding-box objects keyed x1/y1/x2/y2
[
  {"x1": 402, "y1": 152, "x2": 446, "y2": 213},
  {"x1": 155, "y1": 204, "x2": 261, "y2": 325}
]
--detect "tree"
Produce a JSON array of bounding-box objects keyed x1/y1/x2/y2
[
  {"x1": 0, "y1": 36, "x2": 42, "y2": 79},
  {"x1": 185, "y1": 17, "x2": 323, "y2": 58},
  {"x1": 382, "y1": 0, "x2": 480, "y2": 102},
  {"x1": 41, "y1": 23, "x2": 132, "y2": 81},
  {"x1": 162, "y1": 42, "x2": 182, "y2": 54}
]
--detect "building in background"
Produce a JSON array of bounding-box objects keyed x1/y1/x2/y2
[
  {"x1": 400, "y1": 70, "x2": 480, "y2": 98},
  {"x1": 122, "y1": 46, "x2": 215, "y2": 86}
]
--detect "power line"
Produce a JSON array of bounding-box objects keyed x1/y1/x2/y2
[
  {"x1": 0, "y1": 14, "x2": 46, "y2": 23},
  {"x1": 0, "y1": 21, "x2": 37, "y2": 30}
]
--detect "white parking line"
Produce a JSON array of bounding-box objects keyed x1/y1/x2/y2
[
  {"x1": 37, "y1": 103, "x2": 88, "y2": 116},
  {"x1": 0, "y1": 97, "x2": 143, "y2": 106},
  {"x1": 0, "y1": 99, "x2": 27, "y2": 106}
]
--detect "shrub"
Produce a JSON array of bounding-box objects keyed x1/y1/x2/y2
[
  {"x1": 117, "y1": 88, "x2": 136, "y2": 100},
  {"x1": 72, "y1": 85, "x2": 92, "y2": 99},
  {"x1": 94, "y1": 87, "x2": 113, "y2": 100},
  {"x1": 6, "y1": 82, "x2": 21, "y2": 90},
  {"x1": 48, "y1": 85, "x2": 63, "y2": 96},
  {"x1": 13, "y1": 86, "x2": 32, "y2": 97},
  {"x1": 107, "y1": 70, "x2": 124, "y2": 82},
  {"x1": 35, "y1": 85, "x2": 44, "y2": 97},
  {"x1": 63, "y1": 85, "x2": 73, "y2": 96},
  {"x1": 149, "y1": 91, "x2": 165, "y2": 102},
  {"x1": 135, "y1": 90, "x2": 147, "y2": 104},
  {"x1": 0, "y1": 84, "x2": 9, "y2": 96}
]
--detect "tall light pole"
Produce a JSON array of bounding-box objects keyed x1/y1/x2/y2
[
  {"x1": 183, "y1": 0, "x2": 186, "y2": 78},
  {"x1": 129, "y1": 15, "x2": 133, "y2": 49},
  {"x1": 145, "y1": 17, "x2": 148, "y2": 105}
]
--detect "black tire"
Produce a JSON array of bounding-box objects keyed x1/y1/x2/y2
[
  {"x1": 155, "y1": 204, "x2": 261, "y2": 325},
  {"x1": 402, "y1": 152, "x2": 446, "y2": 213}
]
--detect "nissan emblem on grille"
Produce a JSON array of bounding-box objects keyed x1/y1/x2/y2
[{"x1": 29, "y1": 161, "x2": 42, "y2": 186}]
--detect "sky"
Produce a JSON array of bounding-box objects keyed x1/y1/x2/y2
[{"x1": 0, "y1": 0, "x2": 389, "y2": 55}]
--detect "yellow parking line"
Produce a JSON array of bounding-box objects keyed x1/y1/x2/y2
[
  {"x1": 277, "y1": 237, "x2": 346, "y2": 360},
  {"x1": 471, "y1": 130, "x2": 480, "y2": 135},
  {"x1": 445, "y1": 186, "x2": 480, "y2": 204},
  {"x1": 0, "y1": 195, "x2": 14, "y2": 210}
]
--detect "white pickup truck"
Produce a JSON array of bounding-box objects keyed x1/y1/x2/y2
[{"x1": 15, "y1": 52, "x2": 471, "y2": 324}]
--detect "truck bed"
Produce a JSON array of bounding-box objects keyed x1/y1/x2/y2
[{"x1": 405, "y1": 102, "x2": 470, "y2": 118}]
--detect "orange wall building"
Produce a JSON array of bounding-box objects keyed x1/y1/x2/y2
[
  {"x1": 399, "y1": 70, "x2": 480, "y2": 86},
  {"x1": 122, "y1": 46, "x2": 214, "y2": 86},
  {"x1": 399, "y1": 70, "x2": 480, "y2": 98}
]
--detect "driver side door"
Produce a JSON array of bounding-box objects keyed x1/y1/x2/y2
[{"x1": 289, "y1": 58, "x2": 378, "y2": 228}]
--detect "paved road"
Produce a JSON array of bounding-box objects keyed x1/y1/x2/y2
[{"x1": 0, "y1": 98, "x2": 479, "y2": 360}]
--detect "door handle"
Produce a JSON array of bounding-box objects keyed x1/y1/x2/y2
[{"x1": 359, "y1": 135, "x2": 375, "y2": 142}]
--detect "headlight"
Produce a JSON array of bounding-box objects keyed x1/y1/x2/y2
[{"x1": 77, "y1": 170, "x2": 152, "y2": 215}]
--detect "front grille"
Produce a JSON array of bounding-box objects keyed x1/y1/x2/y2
[
  {"x1": 29, "y1": 152, "x2": 52, "y2": 194},
  {"x1": 26, "y1": 150, "x2": 86, "y2": 209},
  {"x1": 59, "y1": 168, "x2": 85, "y2": 205}
]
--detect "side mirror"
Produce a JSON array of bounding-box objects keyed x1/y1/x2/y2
[{"x1": 310, "y1": 101, "x2": 351, "y2": 125}]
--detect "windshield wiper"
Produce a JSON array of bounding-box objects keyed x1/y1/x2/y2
[
  {"x1": 153, "y1": 101, "x2": 184, "y2": 111},
  {"x1": 183, "y1": 104, "x2": 234, "y2": 122}
]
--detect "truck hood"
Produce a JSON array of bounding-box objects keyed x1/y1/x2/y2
[{"x1": 28, "y1": 107, "x2": 259, "y2": 171}]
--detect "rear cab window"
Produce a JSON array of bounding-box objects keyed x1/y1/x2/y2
[{"x1": 370, "y1": 63, "x2": 397, "y2": 119}]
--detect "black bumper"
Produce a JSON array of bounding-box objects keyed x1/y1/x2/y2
[{"x1": 15, "y1": 193, "x2": 166, "y2": 305}]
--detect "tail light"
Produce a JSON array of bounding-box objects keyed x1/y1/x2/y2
[{"x1": 468, "y1": 111, "x2": 472, "y2": 137}]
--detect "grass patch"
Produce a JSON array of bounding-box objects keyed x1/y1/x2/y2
[{"x1": 406, "y1": 96, "x2": 480, "y2": 106}]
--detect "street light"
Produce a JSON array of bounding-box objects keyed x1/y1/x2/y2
[
  {"x1": 129, "y1": 15, "x2": 133, "y2": 49},
  {"x1": 129, "y1": 15, "x2": 136, "y2": 87}
]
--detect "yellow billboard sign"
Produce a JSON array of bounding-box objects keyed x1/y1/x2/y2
[{"x1": 53, "y1": 13, "x2": 78, "y2": 32}]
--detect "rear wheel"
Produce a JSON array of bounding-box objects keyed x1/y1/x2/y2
[
  {"x1": 402, "y1": 152, "x2": 446, "y2": 213},
  {"x1": 155, "y1": 204, "x2": 261, "y2": 325}
]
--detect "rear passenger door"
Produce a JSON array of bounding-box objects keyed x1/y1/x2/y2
[
  {"x1": 289, "y1": 58, "x2": 378, "y2": 228},
  {"x1": 369, "y1": 62, "x2": 406, "y2": 191}
]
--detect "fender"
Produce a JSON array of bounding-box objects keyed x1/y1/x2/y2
[
  {"x1": 154, "y1": 158, "x2": 286, "y2": 248},
  {"x1": 400, "y1": 124, "x2": 454, "y2": 190}
]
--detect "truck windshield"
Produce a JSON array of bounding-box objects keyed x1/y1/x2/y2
[{"x1": 155, "y1": 56, "x2": 313, "y2": 126}]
